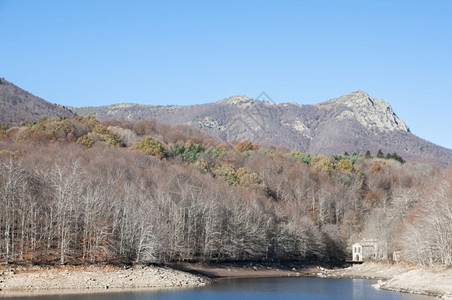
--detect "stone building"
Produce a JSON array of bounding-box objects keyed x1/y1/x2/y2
[{"x1": 351, "y1": 239, "x2": 378, "y2": 262}]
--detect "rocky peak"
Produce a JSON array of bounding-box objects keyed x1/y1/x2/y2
[
  {"x1": 327, "y1": 90, "x2": 374, "y2": 107},
  {"x1": 326, "y1": 91, "x2": 410, "y2": 132},
  {"x1": 218, "y1": 95, "x2": 254, "y2": 105}
]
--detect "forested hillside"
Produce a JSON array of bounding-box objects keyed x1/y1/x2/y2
[
  {"x1": 0, "y1": 117, "x2": 451, "y2": 267},
  {"x1": 3, "y1": 79, "x2": 451, "y2": 166},
  {"x1": 0, "y1": 78, "x2": 74, "y2": 124}
]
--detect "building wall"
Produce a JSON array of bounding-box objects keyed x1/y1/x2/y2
[
  {"x1": 352, "y1": 241, "x2": 379, "y2": 262},
  {"x1": 362, "y1": 245, "x2": 377, "y2": 260},
  {"x1": 352, "y1": 244, "x2": 362, "y2": 262}
]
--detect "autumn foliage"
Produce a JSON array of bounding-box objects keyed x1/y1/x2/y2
[{"x1": 0, "y1": 117, "x2": 450, "y2": 267}]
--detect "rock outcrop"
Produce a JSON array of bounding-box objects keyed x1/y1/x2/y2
[{"x1": 326, "y1": 90, "x2": 409, "y2": 132}]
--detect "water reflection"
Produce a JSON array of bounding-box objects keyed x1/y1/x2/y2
[{"x1": 0, "y1": 277, "x2": 433, "y2": 300}]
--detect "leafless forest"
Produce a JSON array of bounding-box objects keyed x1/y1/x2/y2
[{"x1": 0, "y1": 117, "x2": 451, "y2": 267}]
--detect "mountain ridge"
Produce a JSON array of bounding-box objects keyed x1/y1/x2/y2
[
  {"x1": 0, "y1": 78, "x2": 74, "y2": 124},
  {"x1": 1, "y1": 79, "x2": 451, "y2": 166},
  {"x1": 68, "y1": 92, "x2": 451, "y2": 166}
]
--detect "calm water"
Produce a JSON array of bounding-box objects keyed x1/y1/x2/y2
[{"x1": 3, "y1": 277, "x2": 433, "y2": 299}]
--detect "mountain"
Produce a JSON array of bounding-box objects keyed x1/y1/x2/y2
[
  {"x1": 1, "y1": 78, "x2": 449, "y2": 166},
  {"x1": 71, "y1": 91, "x2": 452, "y2": 166},
  {"x1": 0, "y1": 78, "x2": 74, "y2": 124}
]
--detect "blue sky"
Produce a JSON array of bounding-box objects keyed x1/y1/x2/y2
[{"x1": 1, "y1": 0, "x2": 451, "y2": 149}]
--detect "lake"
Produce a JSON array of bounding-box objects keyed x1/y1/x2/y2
[{"x1": 2, "y1": 277, "x2": 433, "y2": 299}]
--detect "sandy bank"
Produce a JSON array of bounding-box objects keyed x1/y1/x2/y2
[
  {"x1": 0, "y1": 264, "x2": 208, "y2": 298},
  {"x1": 167, "y1": 262, "x2": 313, "y2": 279},
  {"x1": 327, "y1": 262, "x2": 413, "y2": 280}
]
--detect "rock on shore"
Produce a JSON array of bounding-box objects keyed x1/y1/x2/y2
[{"x1": 0, "y1": 264, "x2": 208, "y2": 297}]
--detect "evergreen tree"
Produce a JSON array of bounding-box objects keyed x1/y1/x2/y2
[{"x1": 377, "y1": 149, "x2": 384, "y2": 158}]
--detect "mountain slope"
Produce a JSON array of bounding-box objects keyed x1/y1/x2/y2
[
  {"x1": 0, "y1": 78, "x2": 74, "y2": 124},
  {"x1": 70, "y1": 91, "x2": 452, "y2": 166},
  {"x1": 2, "y1": 79, "x2": 449, "y2": 166}
]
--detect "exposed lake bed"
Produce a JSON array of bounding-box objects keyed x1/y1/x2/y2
[
  {"x1": 0, "y1": 276, "x2": 436, "y2": 300},
  {"x1": 0, "y1": 264, "x2": 208, "y2": 298},
  {"x1": 327, "y1": 263, "x2": 452, "y2": 299},
  {"x1": 0, "y1": 262, "x2": 451, "y2": 299}
]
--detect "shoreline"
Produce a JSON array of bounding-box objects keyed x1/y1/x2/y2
[
  {"x1": 169, "y1": 261, "x2": 452, "y2": 299},
  {"x1": 323, "y1": 262, "x2": 452, "y2": 299},
  {"x1": 1, "y1": 262, "x2": 451, "y2": 298},
  {"x1": 0, "y1": 264, "x2": 209, "y2": 298}
]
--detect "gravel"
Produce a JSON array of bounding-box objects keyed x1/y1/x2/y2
[{"x1": 0, "y1": 264, "x2": 208, "y2": 297}]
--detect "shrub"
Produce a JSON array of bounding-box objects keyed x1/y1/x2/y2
[
  {"x1": 385, "y1": 152, "x2": 405, "y2": 164},
  {"x1": 311, "y1": 156, "x2": 335, "y2": 173},
  {"x1": 235, "y1": 140, "x2": 258, "y2": 153},
  {"x1": 213, "y1": 164, "x2": 238, "y2": 185},
  {"x1": 369, "y1": 161, "x2": 382, "y2": 174},
  {"x1": 236, "y1": 167, "x2": 264, "y2": 188},
  {"x1": 336, "y1": 159, "x2": 354, "y2": 173},
  {"x1": 76, "y1": 135, "x2": 95, "y2": 149},
  {"x1": 289, "y1": 150, "x2": 311, "y2": 165},
  {"x1": 131, "y1": 137, "x2": 167, "y2": 159},
  {"x1": 0, "y1": 123, "x2": 6, "y2": 138},
  {"x1": 170, "y1": 140, "x2": 205, "y2": 163}
]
